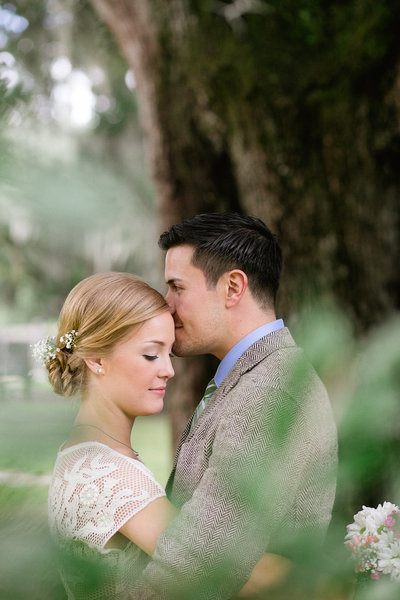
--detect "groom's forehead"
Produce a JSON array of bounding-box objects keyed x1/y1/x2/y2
[{"x1": 165, "y1": 246, "x2": 205, "y2": 280}]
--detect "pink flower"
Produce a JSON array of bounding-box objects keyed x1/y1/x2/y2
[
  {"x1": 365, "y1": 535, "x2": 379, "y2": 544},
  {"x1": 385, "y1": 514, "x2": 396, "y2": 529},
  {"x1": 370, "y1": 572, "x2": 382, "y2": 580}
]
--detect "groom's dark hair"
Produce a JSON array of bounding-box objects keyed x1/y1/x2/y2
[{"x1": 159, "y1": 212, "x2": 282, "y2": 309}]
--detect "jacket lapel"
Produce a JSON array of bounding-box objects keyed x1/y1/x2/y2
[
  {"x1": 166, "y1": 418, "x2": 193, "y2": 494},
  {"x1": 166, "y1": 328, "x2": 296, "y2": 494}
]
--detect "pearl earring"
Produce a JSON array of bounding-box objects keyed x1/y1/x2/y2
[{"x1": 97, "y1": 367, "x2": 103, "y2": 374}]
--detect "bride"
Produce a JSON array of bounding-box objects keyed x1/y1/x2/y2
[
  {"x1": 41, "y1": 271, "x2": 288, "y2": 599},
  {"x1": 45, "y1": 272, "x2": 176, "y2": 599}
]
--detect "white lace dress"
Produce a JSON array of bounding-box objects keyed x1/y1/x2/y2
[{"x1": 48, "y1": 441, "x2": 166, "y2": 600}]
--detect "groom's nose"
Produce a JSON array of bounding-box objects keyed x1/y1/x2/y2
[{"x1": 165, "y1": 289, "x2": 175, "y2": 314}]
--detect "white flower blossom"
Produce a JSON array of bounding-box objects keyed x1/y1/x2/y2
[
  {"x1": 31, "y1": 329, "x2": 78, "y2": 366},
  {"x1": 59, "y1": 329, "x2": 78, "y2": 350},
  {"x1": 345, "y1": 502, "x2": 400, "y2": 581},
  {"x1": 378, "y1": 535, "x2": 400, "y2": 581},
  {"x1": 31, "y1": 336, "x2": 58, "y2": 365}
]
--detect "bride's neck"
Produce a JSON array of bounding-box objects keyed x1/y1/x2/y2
[{"x1": 73, "y1": 400, "x2": 135, "y2": 448}]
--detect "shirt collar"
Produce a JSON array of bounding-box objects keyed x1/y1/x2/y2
[{"x1": 214, "y1": 319, "x2": 285, "y2": 387}]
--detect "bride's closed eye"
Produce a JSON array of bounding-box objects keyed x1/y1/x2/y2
[{"x1": 143, "y1": 355, "x2": 158, "y2": 361}]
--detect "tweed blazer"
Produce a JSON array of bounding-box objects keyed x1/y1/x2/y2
[{"x1": 131, "y1": 328, "x2": 338, "y2": 600}]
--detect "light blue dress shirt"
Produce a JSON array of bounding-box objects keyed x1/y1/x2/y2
[{"x1": 214, "y1": 319, "x2": 285, "y2": 387}]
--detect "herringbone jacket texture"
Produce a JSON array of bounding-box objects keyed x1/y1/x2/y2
[{"x1": 131, "y1": 328, "x2": 338, "y2": 599}]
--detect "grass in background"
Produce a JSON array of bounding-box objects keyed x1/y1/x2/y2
[{"x1": 0, "y1": 393, "x2": 172, "y2": 484}]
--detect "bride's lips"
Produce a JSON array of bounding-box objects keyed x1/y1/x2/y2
[{"x1": 149, "y1": 387, "x2": 166, "y2": 395}]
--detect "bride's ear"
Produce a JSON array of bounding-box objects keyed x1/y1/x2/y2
[{"x1": 84, "y1": 358, "x2": 104, "y2": 375}]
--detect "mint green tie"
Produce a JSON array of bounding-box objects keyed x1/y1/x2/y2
[{"x1": 190, "y1": 378, "x2": 217, "y2": 430}]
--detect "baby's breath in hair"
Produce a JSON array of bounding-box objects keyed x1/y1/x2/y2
[
  {"x1": 31, "y1": 329, "x2": 78, "y2": 366},
  {"x1": 59, "y1": 329, "x2": 78, "y2": 350},
  {"x1": 31, "y1": 336, "x2": 58, "y2": 365}
]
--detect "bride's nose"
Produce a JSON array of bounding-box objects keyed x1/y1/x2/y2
[{"x1": 160, "y1": 356, "x2": 174, "y2": 379}]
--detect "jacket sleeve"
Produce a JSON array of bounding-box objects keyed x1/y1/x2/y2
[{"x1": 129, "y1": 379, "x2": 336, "y2": 600}]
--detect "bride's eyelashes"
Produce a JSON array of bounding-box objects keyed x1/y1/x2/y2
[{"x1": 142, "y1": 351, "x2": 174, "y2": 362}]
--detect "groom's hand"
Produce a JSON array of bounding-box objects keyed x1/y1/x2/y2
[{"x1": 236, "y1": 553, "x2": 292, "y2": 597}]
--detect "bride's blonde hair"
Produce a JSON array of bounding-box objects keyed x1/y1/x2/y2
[{"x1": 47, "y1": 272, "x2": 169, "y2": 397}]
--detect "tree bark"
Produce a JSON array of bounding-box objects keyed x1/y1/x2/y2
[{"x1": 90, "y1": 0, "x2": 400, "y2": 451}]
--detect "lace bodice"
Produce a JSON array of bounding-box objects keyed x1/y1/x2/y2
[{"x1": 48, "y1": 441, "x2": 166, "y2": 599}]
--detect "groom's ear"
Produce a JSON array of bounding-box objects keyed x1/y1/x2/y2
[{"x1": 222, "y1": 269, "x2": 248, "y2": 308}]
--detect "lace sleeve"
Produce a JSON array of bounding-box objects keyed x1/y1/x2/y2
[{"x1": 48, "y1": 443, "x2": 166, "y2": 552}]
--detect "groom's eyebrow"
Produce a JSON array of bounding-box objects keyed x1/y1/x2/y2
[{"x1": 166, "y1": 277, "x2": 184, "y2": 285}]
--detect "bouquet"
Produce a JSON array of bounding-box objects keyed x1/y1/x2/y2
[{"x1": 345, "y1": 502, "x2": 400, "y2": 582}]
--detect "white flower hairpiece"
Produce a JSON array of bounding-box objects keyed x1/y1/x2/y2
[
  {"x1": 31, "y1": 329, "x2": 78, "y2": 366},
  {"x1": 59, "y1": 330, "x2": 78, "y2": 350}
]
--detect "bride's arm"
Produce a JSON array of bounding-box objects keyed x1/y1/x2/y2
[
  {"x1": 118, "y1": 497, "x2": 179, "y2": 556},
  {"x1": 237, "y1": 553, "x2": 292, "y2": 597}
]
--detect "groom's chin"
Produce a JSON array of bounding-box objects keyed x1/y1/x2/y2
[
  {"x1": 171, "y1": 342, "x2": 185, "y2": 357},
  {"x1": 171, "y1": 338, "x2": 197, "y2": 358}
]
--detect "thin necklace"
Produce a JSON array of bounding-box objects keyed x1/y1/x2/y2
[{"x1": 72, "y1": 423, "x2": 139, "y2": 457}]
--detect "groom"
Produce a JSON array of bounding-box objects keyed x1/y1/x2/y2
[{"x1": 132, "y1": 213, "x2": 337, "y2": 599}]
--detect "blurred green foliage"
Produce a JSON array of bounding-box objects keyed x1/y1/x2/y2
[
  {"x1": 0, "y1": 0, "x2": 159, "y2": 324},
  {"x1": 0, "y1": 308, "x2": 399, "y2": 598},
  {"x1": 0, "y1": 1, "x2": 399, "y2": 597}
]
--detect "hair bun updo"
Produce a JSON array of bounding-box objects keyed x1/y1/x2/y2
[
  {"x1": 46, "y1": 272, "x2": 169, "y2": 398},
  {"x1": 47, "y1": 345, "x2": 84, "y2": 397}
]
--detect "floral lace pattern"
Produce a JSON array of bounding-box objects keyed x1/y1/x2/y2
[{"x1": 48, "y1": 442, "x2": 165, "y2": 552}]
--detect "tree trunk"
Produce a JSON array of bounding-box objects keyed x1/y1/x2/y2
[
  {"x1": 89, "y1": 0, "x2": 234, "y2": 450},
  {"x1": 90, "y1": 0, "x2": 400, "y2": 452}
]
